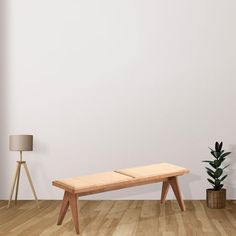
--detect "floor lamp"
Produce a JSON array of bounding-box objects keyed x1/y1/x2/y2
[{"x1": 8, "y1": 135, "x2": 39, "y2": 208}]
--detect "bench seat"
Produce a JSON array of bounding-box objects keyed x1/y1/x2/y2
[
  {"x1": 53, "y1": 163, "x2": 188, "y2": 195},
  {"x1": 53, "y1": 171, "x2": 133, "y2": 194},
  {"x1": 115, "y1": 163, "x2": 188, "y2": 178}
]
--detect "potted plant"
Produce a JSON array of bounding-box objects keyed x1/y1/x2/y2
[{"x1": 203, "y1": 141, "x2": 231, "y2": 208}]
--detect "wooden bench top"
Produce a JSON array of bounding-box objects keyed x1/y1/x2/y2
[{"x1": 53, "y1": 163, "x2": 189, "y2": 195}]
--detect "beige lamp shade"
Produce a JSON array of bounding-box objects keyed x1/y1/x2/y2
[{"x1": 9, "y1": 135, "x2": 33, "y2": 151}]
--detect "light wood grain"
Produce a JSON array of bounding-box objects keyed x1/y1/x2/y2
[
  {"x1": 1, "y1": 200, "x2": 236, "y2": 235},
  {"x1": 23, "y1": 163, "x2": 39, "y2": 208},
  {"x1": 57, "y1": 191, "x2": 70, "y2": 225},
  {"x1": 8, "y1": 163, "x2": 20, "y2": 208},
  {"x1": 14, "y1": 163, "x2": 21, "y2": 203},
  {"x1": 53, "y1": 163, "x2": 188, "y2": 233},
  {"x1": 53, "y1": 171, "x2": 133, "y2": 194},
  {"x1": 116, "y1": 163, "x2": 189, "y2": 178},
  {"x1": 52, "y1": 163, "x2": 189, "y2": 195},
  {"x1": 8, "y1": 161, "x2": 39, "y2": 209},
  {"x1": 161, "y1": 181, "x2": 170, "y2": 204},
  {"x1": 169, "y1": 177, "x2": 185, "y2": 211},
  {"x1": 69, "y1": 193, "x2": 80, "y2": 234}
]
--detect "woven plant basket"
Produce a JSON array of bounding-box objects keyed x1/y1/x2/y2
[{"x1": 206, "y1": 188, "x2": 226, "y2": 209}]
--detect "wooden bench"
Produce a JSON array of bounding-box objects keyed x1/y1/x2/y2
[{"x1": 52, "y1": 163, "x2": 189, "y2": 234}]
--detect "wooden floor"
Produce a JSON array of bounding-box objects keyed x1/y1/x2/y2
[{"x1": 0, "y1": 200, "x2": 236, "y2": 236}]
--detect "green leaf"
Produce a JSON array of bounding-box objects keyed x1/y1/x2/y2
[
  {"x1": 207, "y1": 171, "x2": 215, "y2": 179},
  {"x1": 210, "y1": 150, "x2": 221, "y2": 158},
  {"x1": 211, "y1": 151, "x2": 218, "y2": 158},
  {"x1": 219, "y1": 142, "x2": 223, "y2": 151},
  {"x1": 202, "y1": 160, "x2": 211, "y2": 163},
  {"x1": 215, "y1": 142, "x2": 219, "y2": 152},
  {"x1": 205, "y1": 167, "x2": 214, "y2": 173},
  {"x1": 214, "y1": 160, "x2": 221, "y2": 168},
  {"x1": 216, "y1": 151, "x2": 221, "y2": 158},
  {"x1": 220, "y1": 175, "x2": 227, "y2": 182},
  {"x1": 209, "y1": 162, "x2": 217, "y2": 169},
  {"x1": 215, "y1": 179, "x2": 221, "y2": 185},
  {"x1": 207, "y1": 178, "x2": 215, "y2": 185},
  {"x1": 214, "y1": 168, "x2": 223, "y2": 178},
  {"x1": 219, "y1": 157, "x2": 225, "y2": 163},
  {"x1": 220, "y1": 152, "x2": 231, "y2": 158},
  {"x1": 223, "y1": 164, "x2": 230, "y2": 170},
  {"x1": 220, "y1": 150, "x2": 224, "y2": 155},
  {"x1": 215, "y1": 184, "x2": 224, "y2": 190},
  {"x1": 208, "y1": 147, "x2": 214, "y2": 152}
]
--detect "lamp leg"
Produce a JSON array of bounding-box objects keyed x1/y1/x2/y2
[
  {"x1": 23, "y1": 162, "x2": 39, "y2": 208},
  {"x1": 14, "y1": 162, "x2": 22, "y2": 204},
  {"x1": 8, "y1": 162, "x2": 20, "y2": 208}
]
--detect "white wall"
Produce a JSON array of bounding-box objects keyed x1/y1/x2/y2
[{"x1": 1, "y1": 0, "x2": 236, "y2": 200}]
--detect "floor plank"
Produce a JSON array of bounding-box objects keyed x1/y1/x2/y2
[{"x1": 0, "y1": 200, "x2": 235, "y2": 235}]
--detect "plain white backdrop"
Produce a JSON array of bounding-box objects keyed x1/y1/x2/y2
[{"x1": 1, "y1": 0, "x2": 236, "y2": 200}]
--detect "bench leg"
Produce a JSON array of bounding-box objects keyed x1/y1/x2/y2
[
  {"x1": 57, "y1": 191, "x2": 80, "y2": 234},
  {"x1": 57, "y1": 191, "x2": 70, "y2": 225},
  {"x1": 161, "y1": 181, "x2": 170, "y2": 204},
  {"x1": 169, "y1": 176, "x2": 186, "y2": 211},
  {"x1": 69, "y1": 193, "x2": 80, "y2": 234}
]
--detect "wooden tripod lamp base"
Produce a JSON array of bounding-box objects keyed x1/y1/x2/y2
[
  {"x1": 8, "y1": 160, "x2": 39, "y2": 208},
  {"x1": 8, "y1": 135, "x2": 39, "y2": 208}
]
